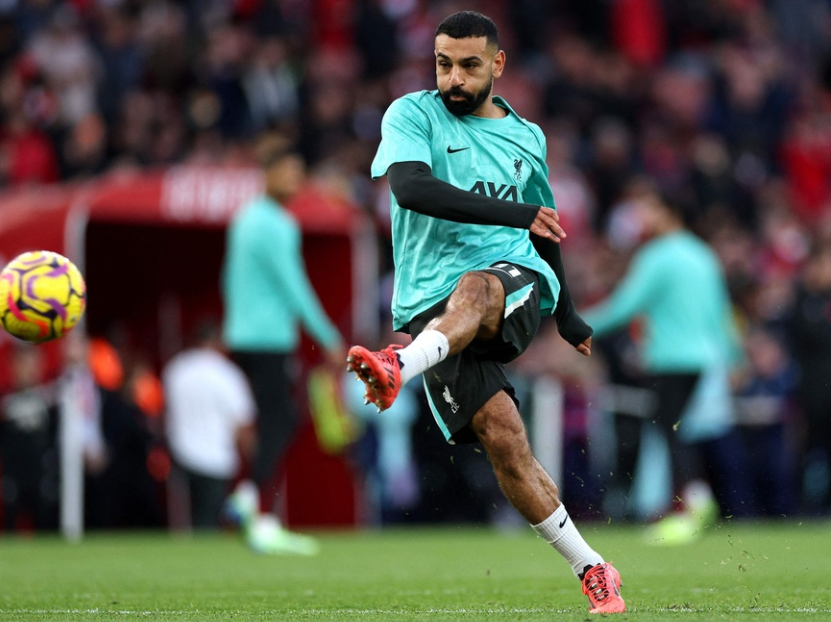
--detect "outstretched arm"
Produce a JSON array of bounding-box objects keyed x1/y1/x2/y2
[
  {"x1": 581, "y1": 250, "x2": 661, "y2": 337},
  {"x1": 387, "y1": 161, "x2": 566, "y2": 242}
]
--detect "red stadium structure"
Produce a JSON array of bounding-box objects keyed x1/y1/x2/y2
[{"x1": 0, "y1": 166, "x2": 378, "y2": 533}]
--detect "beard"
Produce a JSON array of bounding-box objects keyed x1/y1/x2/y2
[{"x1": 440, "y1": 76, "x2": 493, "y2": 117}]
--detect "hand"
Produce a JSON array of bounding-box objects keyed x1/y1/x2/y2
[
  {"x1": 530, "y1": 207, "x2": 566, "y2": 243},
  {"x1": 574, "y1": 336, "x2": 591, "y2": 357}
]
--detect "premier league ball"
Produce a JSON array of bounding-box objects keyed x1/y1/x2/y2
[{"x1": 0, "y1": 250, "x2": 87, "y2": 343}]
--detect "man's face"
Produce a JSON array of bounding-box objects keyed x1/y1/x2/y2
[
  {"x1": 633, "y1": 192, "x2": 675, "y2": 238},
  {"x1": 265, "y1": 154, "x2": 305, "y2": 200},
  {"x1": 435, "y1": 34, "x2": 503, "y2": 117}
]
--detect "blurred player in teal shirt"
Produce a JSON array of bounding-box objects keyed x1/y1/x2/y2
[
  {"x1": 583, "y1": 181, "x2": 743, "y2": 543},
  {"x1": 222, "y1": 134, "x2": 344, "y2": 556},
  {"x1": 347, "y1": 11, "x2": 624, "y2": 614}
]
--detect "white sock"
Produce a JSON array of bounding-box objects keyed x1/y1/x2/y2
[
  {"x1": 231, "y1": 480, "x2": 260, "y2": 516},
  {"x1": 397, "y1": 329, "x2": 449, "y2": 384},
  {"x1": 682, "y1": 479, "x2": 714, "y2": 512},
  {"x1": 532, "y1": 504, "x2": 604, "y2": 578}
]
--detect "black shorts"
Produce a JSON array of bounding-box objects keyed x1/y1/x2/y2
[
  {"x1": 406, "y1": 262, "x2": 541, "y2": 445},
  {"x1": 231, "y1": 351, "x2": 298, "y2": 485},
  {"x1": 647, "y1": 372, "x2": 701, "y2": 432}
]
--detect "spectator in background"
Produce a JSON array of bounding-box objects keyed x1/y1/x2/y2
[
  {"x1": 60, "y1": 331, "x2": 108, "y2": 531},
  {"x1": 0, "y1": 108, "x2": 59, "y2": 186},
  {"x1": 585, "y1": 118, "x2": 638, "y2": 232},
  {"x1": 163, "y1": 321, "x2": 256, "y2": 530},
  {"x1": 241, "y1": 35, "x2": 299, "y2": 134},
  {"x1": 60, "y1": 332, "x2": 162, "y2": 530},
  {"x1": 0, "y1": 345, "x2": 58, "y2": 531},
  {"x1": 0, "y1": 60, "x2": 60, "y2": 186},
  {"x1": 221, "y1": 133, "x2": 345, "y2": 555},
  {"x1": 583, "y1": 179, "x2": 745, "y2": 544},
  {"x1": 202, "y1": 22, "x2": 254, "y2": 140},
  {"x1": 734, "y1": 326, "x2": 798, "y2": 517},
  {"x1": 92, "y1": 6, "x2": 142, "y2": 128},
  {"x1": 545, "y1": 119, "x2": 596, "y2": 246},
  {"x1": 26, "y1": 5, "x2": 100, "y2": 130},
  {"x1": 789, "y1": 243, "x2": 831, "y2": 515}
]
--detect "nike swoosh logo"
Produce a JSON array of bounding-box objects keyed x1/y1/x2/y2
[
  {"x1": 447, "y1": 146, "x2": 469, "y2": 153},
  {"x1": 559, "y1": 515, "x2": 568, "y2": 529}
]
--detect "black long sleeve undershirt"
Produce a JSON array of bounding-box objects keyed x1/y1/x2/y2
[
  {"x1": 531, "y1": 234, "x2": 593, "y2": 346},
  {"x1": 388, "y1": 161, "x2": 539, "y2": 228},
  {"x1": 387, "y1": 160, "x2": 592, "y2": 347}
]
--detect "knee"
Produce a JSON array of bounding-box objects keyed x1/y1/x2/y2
[{"x1": 454, "y1": 272, "x2": 494, "y2": 307}]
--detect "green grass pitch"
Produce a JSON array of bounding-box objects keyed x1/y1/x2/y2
[{"x1": 1, "y1": 521, "x2": 830, "y2": 620}]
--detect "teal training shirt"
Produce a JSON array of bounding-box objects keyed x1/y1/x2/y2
[
  {"x1": 371, "y1": 90, "x2": 560, "y2": 330},
  {"x1": 222, "y1": 195, "x2": 342, "y2": 353},
  {"x1": 582, "y1": 230, "x2": 741, "y2": 372}
]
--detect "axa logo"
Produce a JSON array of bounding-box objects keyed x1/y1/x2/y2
[{"x1": 468, "y1": 180, "x2": 519, "y2": 202}]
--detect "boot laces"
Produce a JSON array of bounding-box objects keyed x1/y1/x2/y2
[
  {"x1": 376, "y1": 344, "x2": 402, "y2": 366},
  {"x1": 583, "y1": 565, "x2": 613, "y2": 602}
]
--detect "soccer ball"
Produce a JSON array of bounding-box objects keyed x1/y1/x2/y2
[{"x1": 0, "y1": 250, "x2": 87, "y2": 343}]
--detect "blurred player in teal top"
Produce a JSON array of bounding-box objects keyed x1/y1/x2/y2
[
  {"x1": 348, "y1": 11, "x2": 624, "y2": 614},
  {"x1": 583, "y1": 193, "x2": 739, "y2": 374},
  {"x1": 222, "y1": 134, "x2": 344, "y2": 556},
  {"x1": 583, "y1": 180, "x2": 743, "y2": 544}
]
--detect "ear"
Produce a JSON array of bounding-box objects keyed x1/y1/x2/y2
[{"x1": 492, "y1": 49, "x2": 506, "y2": 79}]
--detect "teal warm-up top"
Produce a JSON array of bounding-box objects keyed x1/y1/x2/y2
[
  {"x1": 222, "y1": 195, "x2": 342, "y2": 353},
  {"x1": 371, "y1": 90, "x2": 560, "y2": 330},
  {"x1": 582, "y1": 230, "x2": 740, "y2": 373}
]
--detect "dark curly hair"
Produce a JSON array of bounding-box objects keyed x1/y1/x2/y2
[{"x1": 435, "y1": 11, "x2": 499, "y2": 49}]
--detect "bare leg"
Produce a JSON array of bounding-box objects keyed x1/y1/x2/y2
[
  {"x1": 346, "y1": 270, "x2": 506, "y2": 409},
  {"x1": 470, "y1": 389, "x2": 609, "y2": 586},
  {"x1": 425, "y1": 271, "x2": 505, "y2": 355},
  {"x1": 469, "y1": 389, "x2": 561, "y2": 523}
]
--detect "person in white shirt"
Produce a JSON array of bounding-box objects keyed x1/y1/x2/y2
[{"x1": 163, "y1": 322, "x2": 256, "y2": 529}]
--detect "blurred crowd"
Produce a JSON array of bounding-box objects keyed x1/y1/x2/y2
[{"x1": 3, "y1": 0, "x2": 831, "y2": 531}]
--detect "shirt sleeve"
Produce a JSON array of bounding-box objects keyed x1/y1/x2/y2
[
  {"x1": 582, "y1": 247, "x2": 664, "y2": 337},
  {"x1": 371, "y1": 96, "x2": 434, "y2": 179},
  {"x1": 256, "y1": 214, "x2": 343, "y2": 351}
]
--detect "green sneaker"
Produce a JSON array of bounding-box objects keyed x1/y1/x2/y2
[
  {"x1": 644, "y1": 513, "x2": 701, "y2": 546},
  {"x1": 246, "y1": 515, "x2": 320, "y2": 556},
  {"x1": 646, "y1": 482, "x2": 720, "y2": 546}
]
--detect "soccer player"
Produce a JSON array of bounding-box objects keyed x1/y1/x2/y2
[
  {"x1": 347, "y1": 11, "x2": 625, "y2": 614},
  {"x1": 222, "y1": 134, "x2": 345, "y2": 554},
  {"x1": 582, "y1": 181, "x2": 743, "y2": 543}
]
